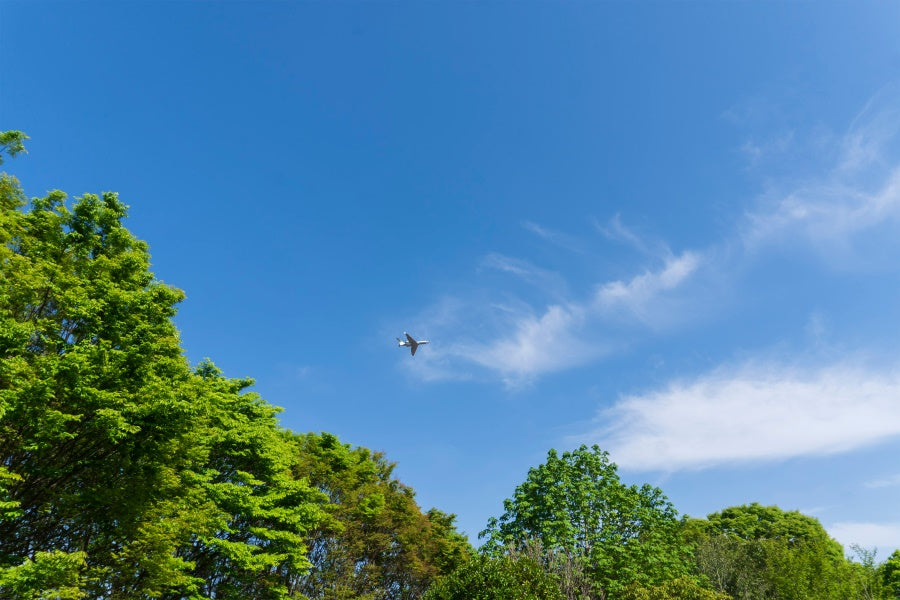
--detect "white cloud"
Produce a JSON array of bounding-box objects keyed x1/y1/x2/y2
[
  {"x1": 596, "y1": 214, "x2": 666, "y2": 258},
  {"x1": 426, "y1": 252, "x2": 702, "y2": 386},
  {"x1": 450, "y1": 303, "x2": 601, "y2": 387},
  {"x1": 829, "y1": 521, "x2": 900, "y2": 556},
  {"x1": 741, "y1": 90, "x2": 900, "y2": 256},
  {"x1": 739, "y1": 131, "x2": 795, "y2": 166},
  {"x1": 840, "y1": 87, "x2": 900, "y2": 175},
  {"x1": 481, "y1": 253, "x2": 541, "y2": 279},
  {"x1": 522, "y1": 221, "x2": 586, "y2": 253},
  {"x1": 743, "y1": 167, "x2": 900, "y2": 252},
  {"x1": 480, "y1": 253, "x2": 567, "y2": 297},
  {"x1": 595, "y1": 251, "x2": 701, "y2": 314},
  {"x1": 584, "y1": 362, "x2": 900, "y2": 471},
  {"x1": 865, "y1": 473, "x2": 900, "y2": 489}
]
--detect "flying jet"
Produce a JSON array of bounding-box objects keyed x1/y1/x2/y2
[{"x1": 397, "y1": 332, "x2": 429, "y2": 356}]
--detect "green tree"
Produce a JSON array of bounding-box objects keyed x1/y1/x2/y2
[
  {"x1": 0, "y1": 131, "x2": 27, "y2": 165},
  {"x1": 0, "y1": 181, "x2": 210, "y2": 596},
  {"x1": 175, "y1": 362, "x2": 328, "y2": 599},
  {"x1": 700, "y1": 503, "x2": 843, "y2": 560},
  {"x1": 883, "y1": 549, "x2": 900, "y2": 599},
  {"x1": 0, "y1": 136, "x2": 325, "y2": 598},
  {"x1": 686, "y1": 504, "x2": 874, "y2": 600},
  {"x1": 0, "y1": 551, "x2": 87, "y2": 600},
  {"x1": 423, "y1": 553, "x2": 564, "y2": 600},
  {"x1": 620, "y1": 576, "x2": 732, "y2": 600},
  {"x1": 480, "y1": 445, "x2": 689, "y2": 598},
  {"x1": 291, "y1": 432, "x2": 471, "y2": 599}
]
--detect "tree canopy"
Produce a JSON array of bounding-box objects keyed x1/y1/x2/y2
[
  {"x1": 479, "y1": 445, "x2": 690, "y2": 598},
  {"x1": 684, "y1": 504, "x2": 884, "y2": 600}
]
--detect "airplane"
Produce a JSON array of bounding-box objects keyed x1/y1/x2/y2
[{"x1": 397, "y1": 332, "x2": 429, "y2": 356}]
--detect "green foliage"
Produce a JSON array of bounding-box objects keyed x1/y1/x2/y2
[
  {"x1": 176, "y1": 364, "x2": 328, "y2": 599},
  {"x1": 620, "y1": 576, "x2": 731, "y2": 600},
  {"x1": 0, "y1": 172, "x2": 325, "y2": 597},
  {"x1": 292, "y1": 432, "x2": 472, "y2": 599},
  {"x1": 480, "y1": 445, "x2": 689, "y2": 598},
  {"x1": 0, "y1": 130, "x2": 28, "y2": 164},
  {"x1": 698, "y1": 503, "x2": 844, "y2": 560},
  {"x1": 0, "y1": 181, "x2": 201, "y2": 595},
  {"x1": 0, "y1": 550, "x2": 87, "y2": 600},
  {"x1": 686, "y1": 505, "x2": 887, "y2": 600},
  {"x1": 423, "y1": 553, "x2": 563, "y2": 600},
  {"x1": 883, "y1": 550, "x2": 900, "y2": 599}
]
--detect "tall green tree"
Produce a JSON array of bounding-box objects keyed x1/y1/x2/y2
[
  {"x1": 480, "y1": 445, "x2": 689, "y2": 599},
  {"x1": 0, "y1": 136, "x2": 325, "y2": 598},
  {"x1": 175, "y1": 362, "x2": 328, "y2": 599},
  {"x1": 0, "y1": 179, "x2": 210, "y2": 595},
  {"x1": 291, "y1": 432, "x2": 471, "y2": 599}
]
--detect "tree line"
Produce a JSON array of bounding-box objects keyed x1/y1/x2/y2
[{"x1": 0, "y1": 132, "x2": 897, "y2": 599}]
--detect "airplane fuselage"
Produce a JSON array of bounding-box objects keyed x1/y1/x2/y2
[{"x1": 398, "y1": 332, "x2": 429, "y2": 355}]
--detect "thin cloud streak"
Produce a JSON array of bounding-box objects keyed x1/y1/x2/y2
[
  {"x1": 595, "y1": 251, "x2": 701, "y2": 314},
  {"x1": 865, "y1": 474, "x2": 900, "y2": 489},
  {"x1": 596, "y1": 214, "x2": 667, "y2": 258},
  {"x1": 480, "y1": 253, "x2": 568, "y2": 298},
  {"x1": 585, "y1": 362, "x2": 900, "y2": 471},
  {"x1": 522, "y1": 221, "x2": 586, "y2": 253}
]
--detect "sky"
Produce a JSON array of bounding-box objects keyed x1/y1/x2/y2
[{"x1": 3, "y1": 1, "x2": 900, "y2": 557}]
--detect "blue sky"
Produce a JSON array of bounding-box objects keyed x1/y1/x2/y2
[{"x1": 3, "y1": 1, "x2": 900, "y2": 556}]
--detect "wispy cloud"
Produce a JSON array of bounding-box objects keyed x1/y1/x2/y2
[
  {"x1": 594, "y1": 251, "x2": 701, "y2": 320},
  {"x1": 840, "y1": 86, "x2": 900, "y2": 175},
  {"x1": 865, "y1": 473, "x2": 900, "y2": 489},
  {"x1": 583, "y1": 361, "x2": 900, "y2": 471},
  {"x1": 596, "y1": 214, "x2": 663, "y2": 258},
  {"x1": 739, "y1": 132, "x2": 795, "y2": 167},
  {"x1": 522, "y1": 221, "x2": 586, "y2": 253},
  {"x1": 480, "y1": 253, "x2": 567, "y2": 297},
  {"x1": 741, "y1": 90, "x2": 900, "y2": 258},
  {"x1": 415, "y1": 251, "x2": 703, "y2": 387},
  {"x1": 456, "y1": 303, "x2": 599, "y2": 387},
  {"x1": 829, "y1": 521, "x2": 900, "y2": 555},
  {"x1": 742, "y1": 167, "x2": 900, "y2": 254}
]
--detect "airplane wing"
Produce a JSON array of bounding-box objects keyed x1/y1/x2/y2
[
  {"x1": 410, "y1": 344, "x2": 417, "y2": 356},
  {"x1": 405, "y1": 333, "x2": 417, "y2": 345}
]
